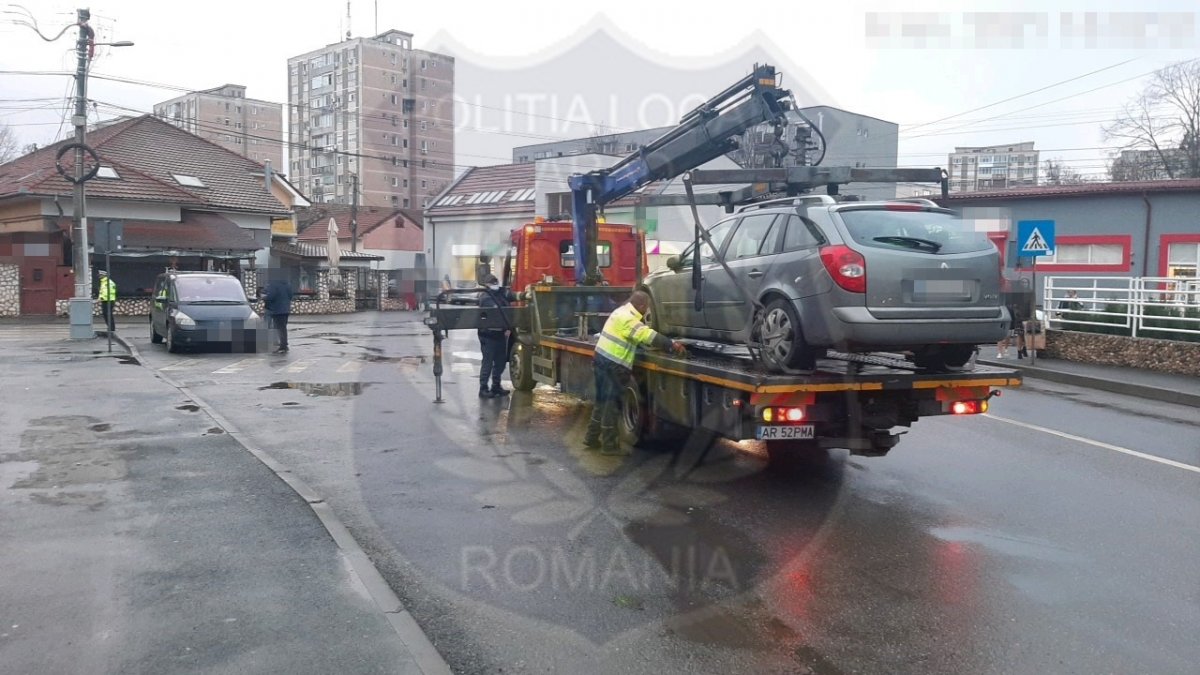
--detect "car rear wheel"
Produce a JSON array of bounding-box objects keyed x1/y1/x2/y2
[
  {"x1": 759, "y1": 298, "x2": 816, "y2": 371},
  {"x1": 151, "y1": 321, "x2": 163, "y2": 344}
]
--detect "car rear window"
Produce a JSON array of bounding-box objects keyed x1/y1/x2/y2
[
  {"x1": 175, "y1": 276, "x2": 248, "y2": 302},
  {"x1": 837, "y1": 208, "x2": 992, "y2": 254}
]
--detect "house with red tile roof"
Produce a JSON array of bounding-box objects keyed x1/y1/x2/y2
[{"x1": 0, "y1": 115, "x2": 305, "y2": 315}]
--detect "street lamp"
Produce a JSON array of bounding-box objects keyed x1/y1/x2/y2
[{"x1": 66, "y1": 15, "x2": 134, "y2": 339}]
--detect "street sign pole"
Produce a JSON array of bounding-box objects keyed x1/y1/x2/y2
[
  {"x1": 1030, "y1": 255, "x2": 1037, "y2": 365},
  {"x1": 1016, "y1": 219, "x2": 1055, "y2": 366},
  {"x1": 106, "y1": 244, "x2": 112, "y2": 353}
]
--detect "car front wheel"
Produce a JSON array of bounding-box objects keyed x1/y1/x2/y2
[
  {"x1": 166, "y1": 323, "x2": 181, "y2": 353},
  {"x1": 759, "y1": 299, "x2": 816, "y2": 371}
]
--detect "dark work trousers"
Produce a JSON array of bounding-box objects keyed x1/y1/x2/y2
[
  {"x1": 269, "y1": 313, "x2": 290, "y2": 350},
  {"x1": 585, "y1": 356, "x2": 626, "y2": 450},
  {"x1": 478, "y1": 332, "x2": 508, "y2": 390},
  {"x1": 101, "y1": 301, "x2": 115, "y2": 332}
]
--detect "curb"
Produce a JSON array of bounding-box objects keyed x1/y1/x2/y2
[
  {"x1": 110, "y1": 333, "x2": 453, "y2": 675},
  {"x1": 976, "y1": 358, "x2": 1200, "y2": 408}
]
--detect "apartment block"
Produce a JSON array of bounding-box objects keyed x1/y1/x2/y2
[
  {"x1": 153, "y1": 84, "x2": 284, "y2": 169},
  {"x1": 287, "y1": 29, "x2": 454, "y2": 211},
  {"x1": 948, "y1": 141, "x2": 1039, "y2": 192}
]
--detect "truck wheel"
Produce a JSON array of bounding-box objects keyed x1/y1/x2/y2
[
  {"x1": 913, "y1": 344, "x2": 973, "y2": 370},
  {"x1": 760, "y1": 299, "x2": 816, "y2": 371},
  {"x1": 618, "y1": 381, "x2": 648, "y2": 447},
  {"x1": 510, "y1": 342, "x2": 535, "y2": 391}
]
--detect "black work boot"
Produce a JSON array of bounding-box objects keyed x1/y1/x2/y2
[
  {"x1": 479, "y1": 386, "x2": 494, "y2": 398},
  {"x1": 490, "y1": 384, "x2": 510, "y2": 397}
]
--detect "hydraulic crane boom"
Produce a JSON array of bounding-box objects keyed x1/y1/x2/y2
[{"x1": 567, "y1": 64, "x2": 793, "y2": 284}]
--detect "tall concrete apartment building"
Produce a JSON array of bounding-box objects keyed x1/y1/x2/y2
[
  {"x1": 153, "y1": 85, "x2": 283, "y2": 168},
  {"x1": 948, "y1": 141, "x2": 1039, "y2": 193},
  {"x1": 287, "y1": 29, "x2": 454, "y2": 210}
]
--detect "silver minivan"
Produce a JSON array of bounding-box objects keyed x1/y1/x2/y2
[{"x1": 642, "y1": 197, "x2": 1009, "y2": 370}]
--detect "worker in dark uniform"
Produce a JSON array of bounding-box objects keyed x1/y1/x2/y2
[
  {"x1": 585, "y1": 290, "x2": 686, "y2": 454},
  {"x1": 478, "y1": 274, "x2": 517, "y2": 398},
  {"x1": 263, "y1": 272, "x2": 294, "y2": 353}
]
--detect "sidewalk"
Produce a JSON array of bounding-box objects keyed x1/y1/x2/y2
[
  {"x1": 977, "y1": 354, "x2": 1200, "y2": 408},
  {"x1": 0, "y1": 331, "x2": 449, "y2": 674}
]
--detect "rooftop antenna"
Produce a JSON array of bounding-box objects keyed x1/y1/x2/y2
[
  {"x1": 345, "y1": 1, "x2": 352, "y2": 40},
  {"x1": 374, "y1": 0, "x2": 378, "y2": 35}
]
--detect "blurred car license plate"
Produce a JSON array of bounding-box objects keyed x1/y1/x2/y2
[
  {"x1": 915, "y1": 280, "x2": 970, "y2": 297},
  {"x1": 756, "y1": 425, "x2": 815, "y2": 440}
]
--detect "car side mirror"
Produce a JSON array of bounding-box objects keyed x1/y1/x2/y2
[{"x1": 666, "y1": 256, "x2": 681, "y2": 272}]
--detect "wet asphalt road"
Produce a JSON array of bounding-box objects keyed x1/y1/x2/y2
[{"x1": 123, "y1": 312, "x2": 1200, "y2": 674}]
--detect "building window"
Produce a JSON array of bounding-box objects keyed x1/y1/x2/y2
[
  {"x1": 391, "y1": 94, "x2": 398, "y2": 105},
  {"x1": 421, "y1": 179, "x2": 427, "y2": 188},
  {"x1": 420, "y1": 140, "x2": 427, "y2": 154},
  {"x1": 403, "y1": 197, "x2": 410, "y2": 208},
  {"x1": 1160, "y1": 235, "x2": 1200, "y2": 278},
  {"x1": 1037, "y1": 235, "x2": 1130, "y2": 272},
  {"x1": 392, "y1": 177, "x2": 399, "y2": 187},
  {"x1": 403, "y1": 178, "x2": 409, "y2": 188},
  {"x1": 420, "y1": 120, "x2": 427, "y2": 131}
]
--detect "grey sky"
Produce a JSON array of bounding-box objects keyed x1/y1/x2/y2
[{"x1": 2, "y1": 0, "x2": 1197, "y2": 178}]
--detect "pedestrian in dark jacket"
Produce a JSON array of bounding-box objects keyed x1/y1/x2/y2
[
  {"x1": 478, "y1": 274, "x2": 517, "y2": 398},
  {"x1": 264, "y1": 273, "x2": 294, "y2": 353}
]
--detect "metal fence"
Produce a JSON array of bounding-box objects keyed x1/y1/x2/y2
[{"x1": 1044, "y1": 276, "x2": 1200, "y2": 339}]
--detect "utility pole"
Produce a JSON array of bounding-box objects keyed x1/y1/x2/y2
[
  {"x1": 350, "y1": 173, "x2": 359, "y2": 252},
  {"x1": 68, "y1": 8, "x2": 94, "y2": 340}
]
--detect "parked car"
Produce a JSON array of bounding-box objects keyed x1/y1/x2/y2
[
  {"x1": 149, "y1": 271, "x2": 264, "y2": 353},
  {"x1": 641, "y1": 196, "x2": 1009, "y2": 370}
]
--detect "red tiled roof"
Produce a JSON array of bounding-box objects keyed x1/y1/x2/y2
[
  {"x1": 938, "y1": 178, "x2": 1200, "y2": 202},
  {"x1": 53, "y1": 210, "x2": 260, "y2": 253},
  {"x1": 0, "y1": 115, "x2": 289, "y2": 215},
  {"x1": 426, "y1": 163, "x2": 535, "y2": 216}
]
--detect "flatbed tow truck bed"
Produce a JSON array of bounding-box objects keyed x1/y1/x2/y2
[{"x1": 430, "y1": 287, "x2": 1022, "y2": 459}]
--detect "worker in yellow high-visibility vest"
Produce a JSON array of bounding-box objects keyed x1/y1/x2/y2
[
  {"x1": 97, "y1": 270, "x2": 117, "y2": 332},
  {"x1": 585, "y1": 290, "x2": 686, "y2": 455}
]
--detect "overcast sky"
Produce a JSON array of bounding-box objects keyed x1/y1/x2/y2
[{"x1": 2, "y1": 0, "x2": 1197, "y2": 179}]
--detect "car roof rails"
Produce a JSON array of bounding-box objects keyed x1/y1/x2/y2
[
  {"x1": 736, "y1": 194, "x2": 838, "y2": 213},
  {"x1": 888, "y1": 197, "x2": 940, "y2": 207}
]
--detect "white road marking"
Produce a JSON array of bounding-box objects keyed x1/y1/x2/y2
[
  {"x1": 983, "y1": 413, "x2": 1200, "y2": 475},
  {"x1": 212, "y1": 357, "x2": 260, "y2": 375},
  {"x1": 159, "y1": 358, "x2": 202, "y2": 371},
  {"x1": 279, "y1": 359, "x2": 318, "y2": 374},
  {"x1": 337, "y1": 360, "x2": 363, "y2": 374},
  {"x1": 452, "y1": 351, "x2": 483, "y2": 362}
]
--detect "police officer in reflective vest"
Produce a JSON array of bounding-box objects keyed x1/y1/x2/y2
[
  {"x1": 585, "y1": 290, "x2": 686, "y2": 454},
  {"x1": 97, "y1": 270, "x2": 117, "y2": 332}
]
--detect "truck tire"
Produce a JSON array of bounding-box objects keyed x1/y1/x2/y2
[
  {"x1": 510, "y1": 342, "x2": 535, "y2": 392},
  {"x1": 913, "y1": 344, "x2": 974, "y2": 371},
  {"x1": 760, "y1": 298, "x2": 816, "y2": 371},
  {"x1": 618, "y1": 381, "x2": 649, "y2": 447}
]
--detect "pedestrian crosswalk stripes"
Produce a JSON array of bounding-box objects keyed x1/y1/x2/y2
[
  {"x1": 279, "y1": 358, "x2": 319, "y2": 374},
  {"x1": 212, "y1": 357, "x2": 259, "y2": 375}
]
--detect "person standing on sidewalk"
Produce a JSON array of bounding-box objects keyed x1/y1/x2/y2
[
  {"x1": 97, "y1": 270, "x2": 117, "y2": 332},
  {"x1": 585, "y1": 290, "x2": 686, "y2": 455},
  {"x1": 264, "y1": 272, "x2": 294, "y2": 354},
  {"x1": 477, "y1": 274, "x2": 516, "y2": 398}
]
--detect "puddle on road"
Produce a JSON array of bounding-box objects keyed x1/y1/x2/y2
[
  {"x1": 258, "y1": 381, "x2": 370, "y2": 396},
  {"x1": 88, "y1": 423, "x2": 112, "y2": 432},
  {"x1": 176, "y1": 404, "x2": 200, "y2": 412},
  {"x1": 359, "y1": 354, "x2": 427, "y2": 365},
  {"x1": 203, "y1": 427, "x2": 225, "y2": 435}
]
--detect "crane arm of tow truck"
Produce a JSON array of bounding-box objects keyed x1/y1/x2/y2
[{"x1": 567, "y1": 64, "x2": 793, "y2": 285}]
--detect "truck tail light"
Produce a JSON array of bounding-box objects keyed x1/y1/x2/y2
[
  {"x1": 951, "y1": 400, "x2": 987, "y2": 415},
  {"x1": 820, "y1": 245, "x2": 867, "y2": 293},
  {"x1": 762, "y1": 407, "x2": 806, "y2": 422}
]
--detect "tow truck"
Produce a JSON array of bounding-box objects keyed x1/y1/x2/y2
[{"x1": 425, "y1": 65, "x2": 1021, "y2": 462}]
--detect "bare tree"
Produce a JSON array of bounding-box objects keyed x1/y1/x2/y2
[
  {"x1": 1043, "y1": 158, "x2": 1087, "y2": 185},
  {"x1": 1104, "y1": 60, "x2": 1200, "y2": 179},
  {"x1": 0, "y1": 123, "x2": 20, "y2": 165}
]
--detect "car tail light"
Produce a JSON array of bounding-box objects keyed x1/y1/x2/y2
[
  {"x1": 951, "y1": 400, "x2": 988, "y2": 415},
  {"x1": 820, "y1": 245, "x2": 867, "y2": 293},
  {"x1": 762, "y1": 407, "x2": 806, "y2": 422}
]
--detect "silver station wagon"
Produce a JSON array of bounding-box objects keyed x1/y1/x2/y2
[{"x1": 642, "y1": 196, "x2": 1010, "y2": 370}]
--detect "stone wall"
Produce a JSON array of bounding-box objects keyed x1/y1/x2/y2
[
  {"x1": 55, "y1": 297, "x2": 153, "y2": 317},
  {"x1": 0, "y1": 264, "x2": 19, "y2": 317},
  {"x1": 1044, "y1": 330, "x2": 1200, "y2": 377},
  {"x1": 381, "y1": 297, "x2": 409, "y2": 311}
]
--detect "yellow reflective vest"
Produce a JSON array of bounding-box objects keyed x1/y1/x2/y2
[
  {"x1": 595, "y1": 302, "x2": 671, "y2": 369},
  {"x1": 98, "y1": 277, "x2": 117, "y2": 302}
]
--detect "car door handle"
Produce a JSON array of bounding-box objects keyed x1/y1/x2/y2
[{"x1": 747, "y1": 270, "x2": 764, "y2": 279}]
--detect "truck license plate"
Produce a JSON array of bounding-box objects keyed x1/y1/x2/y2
[{"x1": 756, "y1": 425, "x2": 815, "y2": 440}]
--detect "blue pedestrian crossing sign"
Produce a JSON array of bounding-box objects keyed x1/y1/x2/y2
[{"x1": 1017, "y1": 220, "x2": 1055, "y2": 257}]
